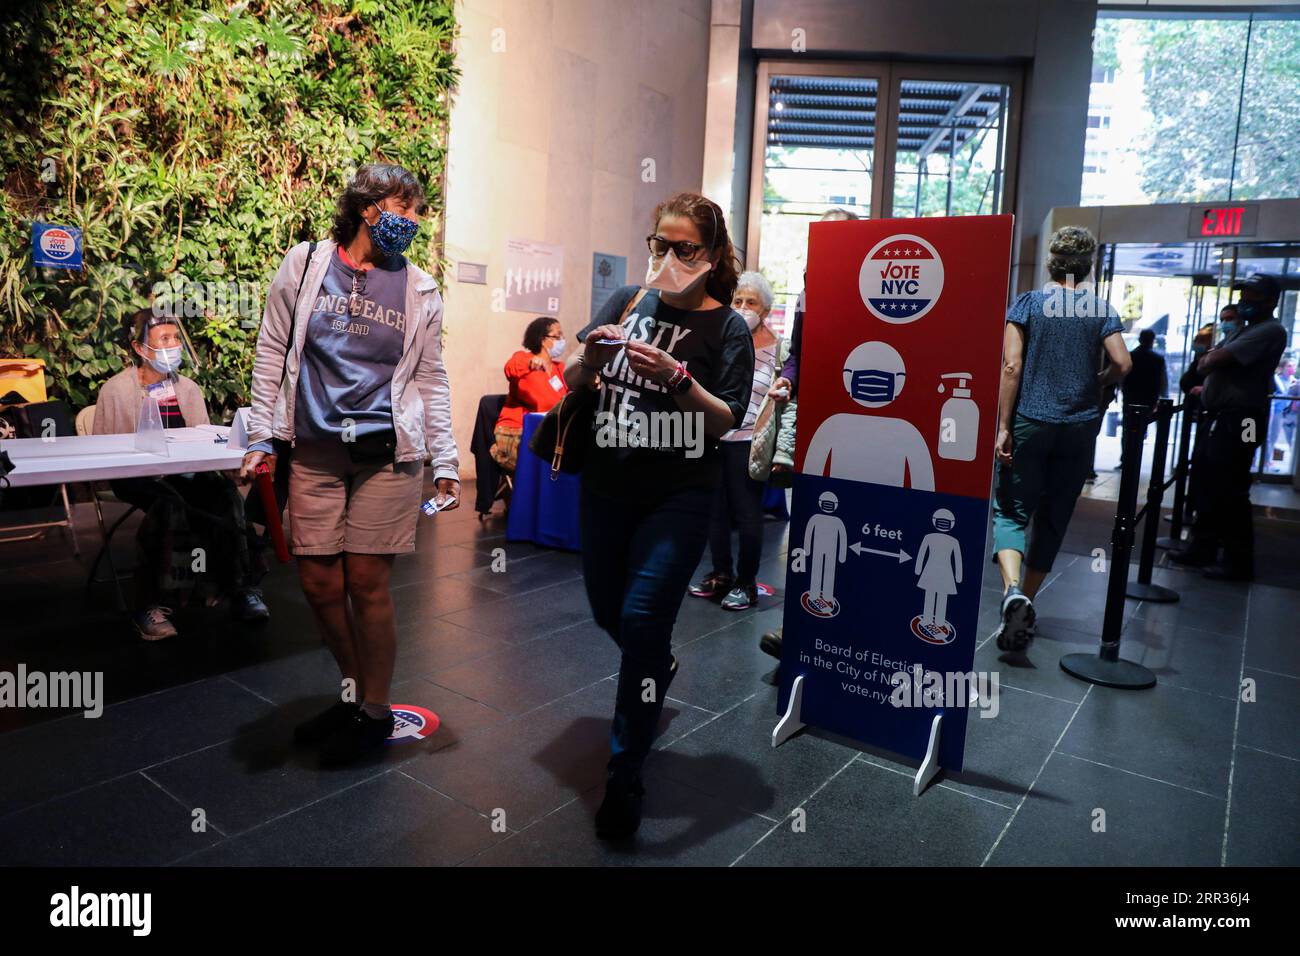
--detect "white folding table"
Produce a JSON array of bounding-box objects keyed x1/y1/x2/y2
[{"x1": 1, "y1": 427, "x2": 249, "y2": 608}]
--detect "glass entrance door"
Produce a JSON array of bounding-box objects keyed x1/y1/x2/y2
[
  {"x1": 747, "y1": 61, "x2": 1021, "y2": 333},
  {"x1": 1094, "y1": 239, "x2": 1299, "y2": 483},
  {"x1": 880, "y1": 67, "x2": 1020, "y2": 220}
]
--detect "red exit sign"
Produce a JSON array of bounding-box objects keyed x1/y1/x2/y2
[{"x1": 1189, "y1": 204, "x2": 1259, "y2": 239}]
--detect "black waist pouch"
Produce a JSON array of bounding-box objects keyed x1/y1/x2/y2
[{"x1": 346, "y1": 427, "x2": 398, "y2": 464}]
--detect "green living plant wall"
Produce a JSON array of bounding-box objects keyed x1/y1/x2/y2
[{"x1": 0, "y1": 0, "x2": 458, "y2": 414}]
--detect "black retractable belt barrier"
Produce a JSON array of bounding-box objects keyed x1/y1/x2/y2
[
  {"x1": 1157, "y1": 401, "x2": 1197, "y2": 551},
  {"x1": 1126, "y1": 398, "x2": 1179, "y2": 603},
  {"x1": 1060, "y1": 404, "x2": 1157, "y2": 689}
]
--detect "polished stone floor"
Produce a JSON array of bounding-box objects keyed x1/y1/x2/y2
[{"x1": 1, "y1": 474, "x2": 1296, "y2": 867}]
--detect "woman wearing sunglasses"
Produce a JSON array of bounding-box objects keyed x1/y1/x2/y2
[
  {"x1": 569, "y1": 192, "x2": 755, "y2": 839},
  {"x1": 240, "y1": 163, "x2": 460, "y2": 766}
]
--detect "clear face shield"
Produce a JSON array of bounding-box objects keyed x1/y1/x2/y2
[{"x1": 135, "y1": 314, "x2": 201, "y2": 376}]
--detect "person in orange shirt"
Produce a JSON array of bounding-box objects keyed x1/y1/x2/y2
[{"x1": 492, "y1": 316, "x2": 569, "y2": 472}]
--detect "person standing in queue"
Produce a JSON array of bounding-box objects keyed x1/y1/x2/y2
[
  {"x1": 1118, "y1": 328, "x2": 1168, "y2": 469},
  {"x1": 1178, "y1": 321, "x2": 1218, "y2": 527},
  {"x1": 688, "y1": 270, "x2": 781, "y2": 612},
  {"x1": 568, "y1": 192, "x2": 754, "y2": 839},
  {"x1": 991, "y1": 226, "x2": 1131, "y2": 654},
  {"x1": 240, "y1": 163, "x2": 460, "y2": 765},
  {"x1": 758, "y1": 207, "x2": 857, "y2": 661},
  {"x1": 1170, "y1": 274, "x2": 1288, "y2": 581}
]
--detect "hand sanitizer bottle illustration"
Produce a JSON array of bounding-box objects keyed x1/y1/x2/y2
[{"x1": 937, "y1": 373, "x2": 978, "y2": 461}]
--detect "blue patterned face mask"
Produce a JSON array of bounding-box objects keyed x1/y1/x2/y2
[{"x1": 367, "y1": 203, "x2": 419, "y2": 256}]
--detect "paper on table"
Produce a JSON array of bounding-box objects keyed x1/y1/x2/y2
[{"x1": 164, "y1": 427, "x2": 224, "y2": 443}]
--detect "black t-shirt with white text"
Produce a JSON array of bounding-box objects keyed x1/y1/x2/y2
[{"x1": 578, "y1": 285, "x2": 755, "y2": 502}]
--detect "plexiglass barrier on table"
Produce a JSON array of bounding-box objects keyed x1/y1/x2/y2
[{"x1": 134, "y1": 394, "x2": 166, "y2": 457}]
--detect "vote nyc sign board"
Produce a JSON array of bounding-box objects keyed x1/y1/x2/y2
[
  {"x1": 31, "y1": 222, "x2": 83, "y2": 270},
  {"x1": 778, "y1": 215, "x2": 1012, "y2": 777}
]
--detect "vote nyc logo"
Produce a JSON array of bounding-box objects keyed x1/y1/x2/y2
[{"x1": 859, "y1": 234, "x2": 943, "y2": 324}]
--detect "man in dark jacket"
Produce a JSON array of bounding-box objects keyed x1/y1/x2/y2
[
  {"x1": 1117, "y1": 328, "x2": 1168, "y2": 468},
  {"x1": 1171, "y1": 275, "x2": 1288, "y2": 580}
]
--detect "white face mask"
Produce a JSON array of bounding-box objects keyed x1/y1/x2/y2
[
  {"x1": 548, "y1": 338, "x2": 566, "y2": 360},
  {"x1": 738, "y1": 308, "x2": 763, "y2": 332},
  {"x1": 645, "y1": 249, "x2": 711, "y2": 298},
  {"x1": 144, "y1": 345, "x2": 183, "y2": 374}
]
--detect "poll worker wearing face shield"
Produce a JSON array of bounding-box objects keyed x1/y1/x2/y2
[
  {"x1": 92, "y1": 309, "x2": 268, "y2": 640},
  {"x1": 1170, "y1": 273, "x2": 1288, "y2": 581},
  {"x1": 688, "y1": 270, "x2": 781, "y2": 612},
  {"x1": 491, "y1": 316, "x2": 569, "y2": 474},
  {"x1": 991, "y1": 227, "x2": 1130, "y2": 654},
  {"x1": 239, "y1": 163, "x2": 460, "y2": 766},
  {"x1": 568, "y1": 192, "x2": 755, "y2": 840}
]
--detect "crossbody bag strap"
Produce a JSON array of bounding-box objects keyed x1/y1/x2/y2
[
  {"x1": 278, "y1": 241, "x2": 317, "y2": 393},
  {"x1": 550, "y1": 288, "x2": 649, "y2": 475}
]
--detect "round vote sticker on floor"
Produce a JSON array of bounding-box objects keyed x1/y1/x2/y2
[
  {"x1": 859, "y1": 233, "x2": 944, "y2": 324},
  {"x1": 387, "y1": 705, "x2": 440, "y2": 743}
]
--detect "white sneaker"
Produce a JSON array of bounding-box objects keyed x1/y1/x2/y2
[{"x1": 133, "y1": 606, "x2": 177, "y2": 641}]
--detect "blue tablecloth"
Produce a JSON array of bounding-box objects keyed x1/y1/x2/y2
[{"x1": 507, "y1": 412, "x2": 582, "y2": 551}]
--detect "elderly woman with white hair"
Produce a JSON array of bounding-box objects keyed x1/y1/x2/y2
[{"x1": 688, "y1": 270, "x2": 781, "y2": 610}]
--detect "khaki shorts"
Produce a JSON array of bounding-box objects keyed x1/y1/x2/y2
[{"x1": 287, "y1": 440, "x2": 423, "y2": 556}]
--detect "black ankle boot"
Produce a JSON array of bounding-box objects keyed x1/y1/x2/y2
[{"x1": 595, "y1": 772, "x2": 645, "y2": 840}]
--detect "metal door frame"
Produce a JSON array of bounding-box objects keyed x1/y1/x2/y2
[{"x1": 746, "y1": 59, "x2": 1024, "y2": 270}]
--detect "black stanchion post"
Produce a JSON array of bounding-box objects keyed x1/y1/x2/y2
[
  {"x1": 1061, "y1": 404, "x2": 1157, "y2": 689},
  {"x1": 1157, "y1": 402, "x2": 1195, "y2": 551},
  {"x1": 1127, "y1": 398, "x2": 1179, "y2": 602}
]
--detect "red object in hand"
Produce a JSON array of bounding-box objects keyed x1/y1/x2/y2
[{"x1": 254, "y1": 462, "x2": 290, "y2": 564}]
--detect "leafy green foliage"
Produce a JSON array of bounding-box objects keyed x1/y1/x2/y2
[
  {"x1": 1097, "y1": 16, "x2": 1300, "y2": 203},
  {"x1": 1, "y1": 0, "x2": 457, "y2": 414}
]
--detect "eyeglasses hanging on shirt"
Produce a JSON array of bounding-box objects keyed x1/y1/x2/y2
[{"x1": 349, "y1": 268, "x2": 367, "y2": 317}]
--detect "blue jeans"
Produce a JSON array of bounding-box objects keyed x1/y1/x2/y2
[{"x1": 579, "y1": 483, "x2": 713, "y2": 778}]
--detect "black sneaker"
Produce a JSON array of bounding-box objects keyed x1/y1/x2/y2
[
  {"x1": 232, "y1": 587, "x2": 270, "y2": 623},
  {"x1": 595, "y1": 772, "x2": 645, "y2": 840},
  {"x1": 1202, "y1": 563, "x2": 1253, "y2": 582},
  {"x1": 292, "y1": 701, "x2": 359, "y2": 746},
  {"x1": 995, "y1": 585, "x2": 1036, "y2": 653},
  {"x1": 318, "y1": 709, "x2": 396, "y2": 766},
  {"x1": 688, "y1": 571, "x2": 733, "y2": 600},
  {"x1": 759, "y1": 629, "x2": 782, "y2": 660},
  {"x1": 721, "y1": 582, "x2": 758, "y2": 611}
]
